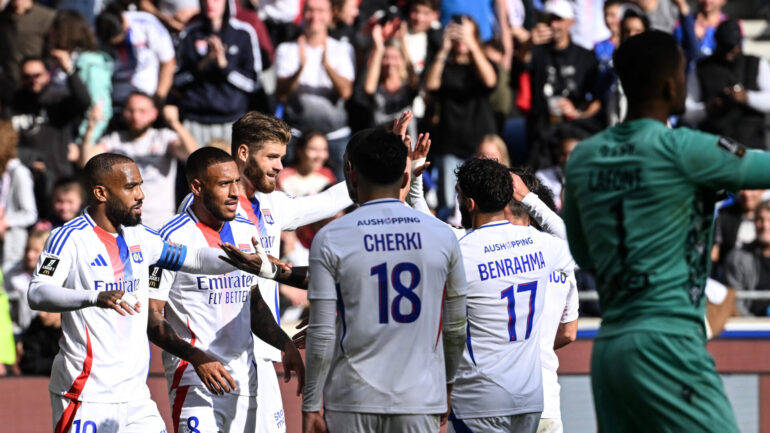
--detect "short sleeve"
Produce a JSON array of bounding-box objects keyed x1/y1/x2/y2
[
  {"x1": 160, "y1": 128, "x2": 180, "y2": 155},
  {"x1": 560, "y1": 272, "x2": 579, "y2": 323},
  {"x1": 31, "y1": 227, "x2": 77, "y2": 287},
  {"x1": 307, "y1": 228, "x2": 338, "y2": 301},
  {"x1": 275, "y1": 42, "x2": 299, "y2": 78},
  {"x1": 148, "y1": 15, "x2": 175, "y2": 62}
]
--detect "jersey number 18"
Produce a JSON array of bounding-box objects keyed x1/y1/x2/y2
[{"x1": 371, "y1": 262, "x2": 422, "y2": 324}]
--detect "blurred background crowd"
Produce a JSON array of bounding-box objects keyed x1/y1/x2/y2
[{"x1": 0, "y1": 0, "x2": 769, "y2": 376}]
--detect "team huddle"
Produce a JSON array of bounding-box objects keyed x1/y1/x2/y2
[{"x1": 28, "y1": 30, "x2": 770, "y2": 433}]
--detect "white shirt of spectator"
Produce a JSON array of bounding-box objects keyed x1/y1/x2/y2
[
  {"x1": 260, "y1": 0, "x2": 301, "y2": 23},
  {"x1": 275, "y1": 37, "x2": 355, "y2": 96},
  {"x1": 539, "y1": 270, "x2": 578, "y2": 420},
  {"x1": 99, "y1": 128, "x2": 180, "y2": 230},
  {"x1": 114, "y1": 11, "x2": 175, "y2": 97},
  {"x1": 308, "y1": 198, "x2": 467, "y2": 413},
  {"x1": 30, "y1": 212, "x2": 171, "y2": 402},
  {"x1": 452, "y1": 221, "x2": 574, "y2": 418},
  {"x1": 154, "y1": 207, "x2": 261, "y2": 395}
]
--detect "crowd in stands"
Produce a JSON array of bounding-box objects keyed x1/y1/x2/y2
[{"x1": 0, "y1": 0, "x2": 769, "y2": 375}]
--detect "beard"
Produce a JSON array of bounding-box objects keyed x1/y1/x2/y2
[
  {"x1": 203, "y1": 192, "x2": 236, "y2": 222},
  {"x1": 106, "y1": 195, "x2": 142, "y2": 227},
  {"x1": 459, "y1": 202, "x2": 472, "y2": 229},
  {"x1": 243, "y1": 161, "x2": 276, "y2": 194}
]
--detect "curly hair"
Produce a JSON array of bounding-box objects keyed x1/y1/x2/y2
[
  {"x1": 456, "y1": 157, "x2": 512, "y2": 213},
  {"x1": 345, "y1": 127, "x2": 407, "y2": 185}
]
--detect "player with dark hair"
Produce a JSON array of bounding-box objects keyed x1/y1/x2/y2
[
  {"x1": 302, "y1": 128, "x2": 468, "y2": 433},
  {"x1": 450, "y1": 157, "x2": 574, "y2": 433},
  {"x1": 26, "y1": 153, "x2": 272, "y2": 433},
  {"x1": 149, "y1": 147, "x2": 304, "y2": 433},
  {"x1": 563, "y1": 30, "x2": 770, "y2": 432}
]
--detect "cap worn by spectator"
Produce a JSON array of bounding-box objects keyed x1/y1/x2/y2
[{"x1": 544, "y1": 0, "x2": 575, "y2": 20}]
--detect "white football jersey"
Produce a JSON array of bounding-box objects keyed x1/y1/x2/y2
[
  {"x1": 308, "y1": 198, "x2": 467, "y2": 413},
  {"x1": 452, "y1": 221, "x2": 574, "y2": 418},
  {"x1": 180, "y1": 182, "x2": 353, "y2": 361},
  {"x1": 539, "y1": 270, "x2": 578, "y2": 419},
  {"x1": 154, "y1": 207, "x2": 261, "y2": 395},
  {"x1": 30, "y1": 211, "x2": 188, "y2": 403}
]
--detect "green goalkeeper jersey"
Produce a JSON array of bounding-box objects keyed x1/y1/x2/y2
[{"x1": 564, "y1": 118, "x2": 770, "y2": 339}]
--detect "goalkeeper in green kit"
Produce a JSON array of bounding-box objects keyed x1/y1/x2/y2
[{"x1": 563, "y1": 30, "x2": 770, "y2": 432}]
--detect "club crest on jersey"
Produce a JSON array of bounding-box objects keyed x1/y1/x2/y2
[
  {"x1": 238, "y1": 244, "x2": 252, "y2": 252},
  {"x1": 263, "y1": 208, "x2": 274, "y2": 224},
  {"x1": 130, "y1": 245, "x2": 144, "y2": 263}
]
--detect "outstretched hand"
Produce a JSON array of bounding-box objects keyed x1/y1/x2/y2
[{"x1": 409, "y1": 132, "x2": 432, "y2": 176}]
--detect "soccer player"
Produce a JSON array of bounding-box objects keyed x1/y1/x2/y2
[
  {"x1": 507, "y1": 172, "x2": 578, "y2": 433},
  {"x1": 563, "y1": 31, "x2": 770, "y2": 432},
  {"x1": 302, "y1": 128, "x2": 468, "y2": 433},
  {"x1": 227, "y1": 111, "x2": 354, "y2": 433},
  {"x1": 449, "y1": 158, "x2": 574, "y2": 433},
  {"x1": 148, "y1": 147, "x2": 304, "y2": 433},
  {"x1": 26, "y1": 153, "x2": 269, "y2": 433}
]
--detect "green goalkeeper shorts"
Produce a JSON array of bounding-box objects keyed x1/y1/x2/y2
[{"x1": 591, "y1": 331, "x2": 738, "y2": 433}]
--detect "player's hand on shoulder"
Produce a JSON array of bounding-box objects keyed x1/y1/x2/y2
[
  {"x1": 189, "y1": 350, "x2": 237, "y2": 396},
  {"x1": 302, "y1": 411, "x2": 327, "y2": 433},
  {"x1": 96, "y1": 290, "x2": 141, "y2": 316}
]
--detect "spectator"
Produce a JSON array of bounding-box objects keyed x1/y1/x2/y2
[
  {"x1": 535, "y1": 124, "x2": 589, "y2": 211},
  {"x1": 139, "y1": 0, "x2": 200, "y2": 33},
  {"x1": 571, "y1": 0, "x2": 612, "y2": 51},
  {"x1": 631, "y1": 0, "x2": 679, "y2": 32},
  {"x1": 725, "y1": 201, "x2": 770, "y2": 316},
  {"x1": 683, "y1": 19, "x2": 770, "y2": 150},
  {"x1": 48, "y1": 177, "x2": 84, "y2": 227},
  {"x1": 174, "y1": 0, "x2": 262, "y2": 147},
  {"x1": 8, "y1": 56, "x2": 90, "y2": 205},
  {"x1": 79, "y1": 92, "x2": 197, "y2": 228},
  {"x1": 713, "y1": 189, "x2": 767, "y2": 271},
  {"x1": 328, "y1": 0, "x2": 359, "y2": 44},
  {"x1": 0, "y1": 119, "x2": 38, "y2": 272},
  {"x1": 528, "y1": 0, "x2": 601, "y2": 168},
  {"x1": 674, "y1": 0, "x2": 727, "y2": 58},
  {"x1": 18, "y1": 311, "x2": 61, "y2": 375},
  {"x1": 605, "y1": 5, "x2": 651, "y2": 126},
  {"x1": 404, "y1": 0, "x2": 442, "y2": 77},
  {"x1": 0, "y1": 0, "x2": 55, "y2": 88},
  {"x1": 360, "y1": 25, "x2": 419, "y2": 134},
  {"x1": 49, "y1": 10, "x2": 114, "y2": 144},
  {"x1": 476, "y1": 134, "x2": 511, "y2": 167},
  {"x1": 276, "y1": 131, "x2": 336, "y2": 197},
  {"x1": 95, "y1": 3, "x2": 176, "y2": 110},
  {"x1": 275, "y1": 0, "x2": 355, "y2": 179},
  {"x1": 594, "y1": 0, "x2": 623, "y2": 104},
  {"x1": 260, "y1": 0, "x2": 302, "y2": 45},
  {"x1": 425, "y1": 15, "x2": 497, "y2": 217},
  {"x1": 4, "y1": 228, "x2": 48, "y2": 334}
]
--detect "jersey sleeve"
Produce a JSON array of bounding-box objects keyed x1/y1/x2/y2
[
  {"x1": 276, "y1": 182, "x2": 353, "y2": 231},
  {"x1": 148, "y1": 265, "x2": 173, "y2": 301},
  {"x1": 30, "y1": 226, "x2": 76, "y2": 287},
  {"x1": 561, "y1": 272, "x2": 579, "y2": 323},
  {"x1": 549, "y1": 234, "x2": 576, "y2": 275},
  {"x1": 142, "y1": 226, "x2": 174, "y2": 266},
  {"x1": 675, "y1": 130, "x2": 770, "y2": 191},
  {"x1": 307, "y1": 229, "x2": 338, "y2": 301}
]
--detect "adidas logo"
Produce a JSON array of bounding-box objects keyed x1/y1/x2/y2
[{"x1": 90, "y1": 254, "x2": 108, "y2": 267}]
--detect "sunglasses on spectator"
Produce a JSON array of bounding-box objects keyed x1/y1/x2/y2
[{"x1": 22, "y1": 72, "x2": 44, "y2": 81}]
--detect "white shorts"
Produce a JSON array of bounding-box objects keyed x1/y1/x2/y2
[
  {"x1": 50, "y1": 393, "x2": 166, "y2": 433},
  {"x1": 448, "y1": 412, "x2": 542, "y2": 433},
  {"x1": 169, "y1": 385, "x2": 256, "y2": 433},
  {"x1": 536, "y1": 418, "x2": 564, "y2": 433},
  {"x1": 255, "y1": 358, "x2": 286, "y2": 433},
  {"x1": 324, "y1": 410, "x2": 440, "y2": 433}
]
